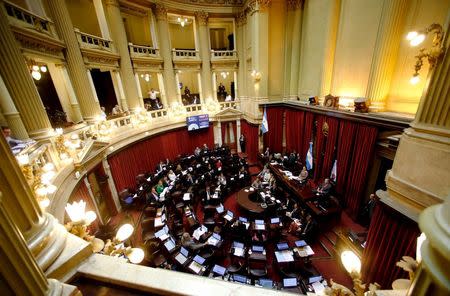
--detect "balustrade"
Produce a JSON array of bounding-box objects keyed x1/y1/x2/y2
[
  {"x1": 74, "y1": 29, "x2": 114, "y2": 52},
  {"x1": 211, "y1": 50, "x2": 237, "y2": 60},
  {"x1": 129, "y1": 43, "x2": 159, "y2": 58},
  {"x1": 172, "y1": 49, "x2": 199, "y2": 59}
]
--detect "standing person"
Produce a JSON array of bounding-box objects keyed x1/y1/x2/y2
[
  {"x1": 239, "y1": 134, "x2": 246, "y2": 153},
  {"x1": 148, "y1": 88, "x2": 160, "y2": 109}
]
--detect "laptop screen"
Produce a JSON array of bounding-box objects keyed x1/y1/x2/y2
[
  {"x1": 259, "y1": 279, "x2": 273, "y2": 288},
  {"x1": 270, "y1": 217, "x2": 280, "y2": 224},
  {"x1": 238, "y1": 217, "x2": 248, "y2": 222},
  {"x1": 216, "y1": 204, "x2": 224, "y2": 213},
  {"x1": 308, "y1": 276, "x2": 323, "y2": 284},
  {"x1": 226, "y1": 210, "x2": 234, "y2": 218},
  {"x1": 255, "y1": 219, "x2": 264, "y2": 225},
  {"x1": 212, "y1": 233, "x2": 221, "y2": 240},
  {"x1": 180, "y1": 247, "x2": 189, "y2": 257},
  {"x1": 175, "y1": 253, "x2": 187, "y2": 264},
  {"x1": 164, "y1": 238, "x2": 175, "y2": 251},
  {"x1": 252, "y1": 245, "x2": 264, "y2": 252},
  {"x1": 277, "y1": 243, "x2": 289, "y2": 250},
  {"x1": 233, "y1": 275, "x2": 247, "y2": 283},
  {"x1": 295, "y1": 240, "x2": 307, "y2": 247},
  {"x1": 233, "y1": 241, "x2": 244, "y2": 249},
  {"x1": 283, "y1": 278, "x2": 297, "y2": 287},
  {"x1": 212, "y1": 264, "x2": 226, "y2": 276},
  {"x1": 193, "y1": 255, "x2": 205, "y2": 265}
]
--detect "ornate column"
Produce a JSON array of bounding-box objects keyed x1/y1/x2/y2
[
  {"x1": 156, "y1": 72, "x2": 168, "y2": 107},
  {"x1": 104, "y1": 0, "x2": 143, "y2": 111},
  {"x1": 93, "y1": 0, "x2": 111, "y2": 39},
  {"x1": 0, "y1": 6, "x2": 53, "y2": 139},
  {"x1": 0, "y1": 134, "x2": 68, "y2": 273},
  {"x1": 0, "y1": 74, "x2": 29, "y2": 140},
  {"x1": 196, "y1": 11, "x2": 213, "y2": 101},
  {"x1": 0, "y1": 191, "x2": 72, "y2": 296},
  {"x1": 408, "y1": 199, "x2": 450, "y2": 295},
  {"x1": 366, "y1": 0, "x2": 409, "y2": 112},
  {"x1": 45, "y1": 0, "x2": 102, "y2": 123},
  {"x1": 60, "y1": 65, "x2": 84, "y2": 123},
  {"x1": 236, "y1": 12, "x2": 247, "y2": 99},
  {"x1": 288, "y1": 0, "x2": 302, "y2": 99},
  {"x1": 153, "y1": 4, "x2": 178, "y2": 106},
  {"x1": 236, "y1": 119, "x2": 241, "y2": 153}
]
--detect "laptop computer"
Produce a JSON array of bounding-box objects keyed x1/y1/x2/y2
[
  {"x1": 270, "y1": 217, "x2": 280, "y2": 224},
  {"x1": 180, "y1": 247, "x2": 189, "y2": 257},
  {"x1": 175, "y1": 253, "x2": 188, "y2": 265},
  {"x1": 252, "y1": 245, "x2": 264, "y2": 253},
  {"x1": 212, "y1": 264, "x2": 226, "y2": 276},
  {"x1": 233, "y1": 274, "x2": 248, "y2": 284},
  {"x1": 255, "y1": 219, "x2": 265, "y2": 225},
  {"x1": 258, "y1": 279, "x2": 273, "y2": 288},
  {"x1": 283, "y1": 278, "x2": 298, "y2": 288},
  {"x1": 295, "y1": 240, "x2": 307, "y2": 247},
  {"x1": 277, "y1": 242, "x2": 289, "y2": 251},
  {"x1": 238, "y1": 217, "x2": 248, "y2": 222},
  {"x1": 308, "y1": 276, "x2": 323, "y2": 284},
  {"x1": 193, "y1": 255, "x2": 206, "y2": 265}
]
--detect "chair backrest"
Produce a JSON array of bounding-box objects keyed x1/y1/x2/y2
[
  {"x1": 118, "y1": 188, "x2": 130, "y2": 200},
  {"x1": 141, "y1": 217, "x2": 155, "y2": 232}
]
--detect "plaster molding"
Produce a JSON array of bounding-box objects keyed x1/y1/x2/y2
[
  {"x1": 235, "y1": 11, "x2": 247, "y2": 26},
  {"x1": 195, "y1": 10, "x2": 209, "y2": 26},
  {"x1": 12, "y1": 26, "x2": 65, "y2": 60},
  {"x1": 104, "y1": 0, "x2": 120, "y2": 8},
  {"x1": 153, "y1": 3, "x2": 168, "y2": 21},
  {"x1": 286, "y1": 0, "x2": 302, "y2": 10}
]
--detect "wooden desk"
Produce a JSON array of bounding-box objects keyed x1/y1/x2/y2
[
  {"x1": 236, "y1": 187, "x2": 265, "y2": 214},
  {"x1": 269, "y1": 164, "x2": 315, "y2": 202}
]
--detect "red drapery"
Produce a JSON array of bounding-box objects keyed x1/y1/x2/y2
[
  {"x1": 108, "y1": 126, "x2": 214, "y2": 192},
  {"x1": 285, "y1": 109, "x2": 304, "y2": 154},
  {"x1": 335, "y1": 121, "x2": 358, "y2": 196},
  {"x1": 362, "y1": 203, "x2": 420, "y2": 288},
  {"x1": 301, "y1": 112, "x2": 315, "y2": 162},
  {"x1": 241, "y1": 119, "x2": 259, "y2": 163},
  {"x1": 221, "y1": 121, "x2": 238, "y2": 150},
  {"x1": 320, "y1": 117, "x2": 339, "y2": 180},
  {"x1": 68, "y1": 180, "x2": 99, "y2": 233},
  {"x1": 263, "y1": 107, "x2": 284, "y2": 153},
  {"x1": 344, "y1": 125, "x2": 378, "y2": 218},
  {"x1": 221, "y1": 122, "x2": 227, "y2": 145},
  {"x1": 314, "y1": 116, "x2": 326, "y2": 180}
]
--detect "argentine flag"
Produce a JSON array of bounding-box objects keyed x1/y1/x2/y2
[
  {"x1": 306, "y1": 142, "x2": 313, "y2": 170},
  {"x1": 261, "y1": 107, "x2": 269, "y2": 134},
  {"x1": 330, "y1": 159, "x2": 337, "y2": 182}
]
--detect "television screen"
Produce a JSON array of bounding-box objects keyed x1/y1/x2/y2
[{"x1": 187, "y1": 114, "x2": 209, "y2": 131}]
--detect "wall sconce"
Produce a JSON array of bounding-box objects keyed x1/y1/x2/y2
[
  {"x1": 220, "y1": 71, "x2": 230, "y2": 79},
  {"x1": 251, "y1": 70, "x2": 261, "y2": 82},
  {"x1": 140, "y1": 73, "x2": 151, "y2": 82},
  {"x1": 33, "y1": 162, "x2": 57, "y2": 209},
  {"x1": 407, "y1": 23, "x2": 445, "y2": 85},
  {"x1": 29, "y1": 63, "x2": 47, "y2": 81},
  {"x1": 177, "y1": 16, "x2": 190, "y2": 27}
]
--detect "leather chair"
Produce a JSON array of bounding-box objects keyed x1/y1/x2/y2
[{"x1": 248, "y1": 258, "x2": 268, "y2": 278}]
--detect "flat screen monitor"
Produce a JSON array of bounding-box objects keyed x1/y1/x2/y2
[
  {"x1": 193, "y1": 255, "x2": 205, "y2": 265},
  {"x1": 295, "y1": 240, "x2": 307, "y2": 247},
  {"x1": 164, "y1": 238, "x2": 176, "y2": 252},
  {"x1": 270, "y1": 217, "x2": 280, "y2": 224},
  {"x1": 238, "y1": 217, "x2": 248, "y2": 222},
  {"x1": 180, "y1": 247, "x2": 189, "y2": 257},
  {"x1": 308, "y1": 276, "x2": 323, "y2": 284},
  {"x1": 212, "y1": 264, "x2": 226, "y2": 276},
  {"x1": 283, "y1": 278, "x2": 297, "y2": 288},
  {"x1": 216, "y1": 204, "x2": 224, "y2": 213},
  {"x1": 233, "y1": 274, "x2": 247, "y2": 284},
  {"x1": 187, "y1": 114, "x2": 209, "y2": 131},
  {"x1": 259, "y1": 279, "x2": 273, "y2": 288},
  {"x1": 255, "y1": 219, "x2": 264, "y2": 225},
  {"x1": 233, "y1": 241, "x2": 244, "y2": 249},
  {"x1": 252, "y1": 245, "x2": 264, "y2": 252},
  {"x1": 277, "y1": 242, "x2": 289, "y2": 251},
  {"x1": 175, "y1": 253, "x2": 187, "y2": 265},
  {"x1": 226, "y1": 210, "x2": 234, "y2": 218}
]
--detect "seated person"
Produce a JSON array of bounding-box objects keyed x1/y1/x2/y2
[
  {"x1": 148, "y1": 187, "x2": 160, "y2": 203},
  {"x1": 251, "y1": 231, "x2": 267, "y2": 242},
  {"x1": 299, "y1": 166, "x2": 308, "y2": 183},
  {"x1": 251, "y1": 177, "x2": 263, "y2": 189},
  {"x1": 181, "y1": 232, "x2": 206, "y2": 251},
  {"x1": 111, "y1": 104, "x2": 123, "y2": 115},
  {"x1": 156, "y1": 161, "x2": 166, "y2": 173},
  {"x1": 168, "y1": 169, "x2": 176, "y2": 182},
  {"x1": 300, "y1": 215, "x2": 317, "y2": 238},
  {"x1": 2, "y1": 126, "x2": 35, "y2": 154},
  {"x1": 194, "y1": 147, "x2": 201, "y2": 156},
  {"x1": 155, "y1": 180, "x2": 165, "y2": 195},
  {"x1": 285, "y1": 203, "x2": 300, "y2": 219},
  {"x1": 217, "y1": 172, "x2": 227, "y2": 186},
  {"x1": 315, "y1": 178, "x2": 332, "y2": 197},
  {"x1": 287, "y1": 218, "x2": 303, "y2": 234}
]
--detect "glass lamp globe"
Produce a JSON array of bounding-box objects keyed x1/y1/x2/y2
[
  {"x1": 116, "y1": 223, "x2": 134, "y2": 242},
  {"x1": 128, "y1": 248, "x2": 145, "y2": 264},
  {"x1": 341, "y1": 250, "x2": 361, "y2": 275}
]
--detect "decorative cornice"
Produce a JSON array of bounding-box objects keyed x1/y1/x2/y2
[
  {"x1": 195, "y1": 11, "x2": 209, "y2": 26},
  {"x1": 12, "y1": 27, "x2": 65, "y2": 59},
  {"x1": 119, "y1": 4, "x2": 148, "y2": 16},
  {"x1": 235, "y1": 11, "x2": 247, "y2": 26},
  {"x1": 153, "y1": 3, "x2": 168, "y2": 21},
  {"x1": 286, "y1": 0, "x2": 302, "y2": 10},
  {"x1": 153, "y1": 0, "x2": 243, "y2": 6}
]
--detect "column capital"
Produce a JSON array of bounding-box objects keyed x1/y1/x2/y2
[
  {"x1": 247, "y1": 0, "x2": 271, "y2": 14},
  {"x1": 287, "y1": 0, "x2": 302, "y2": 10},
  {"x1": 195, "y1": 10, "x2": 209, "y2": 26},
  {"x1": 153, "y1": 4, "x2": 168, "y2": 21},
  {"x1": 104, "y1": 0, "x2": 119, "y2": 8},
  {"x1": 235, "y1": 11, "x2": 247, "y2": 27}
]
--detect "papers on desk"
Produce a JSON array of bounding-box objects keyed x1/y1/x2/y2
[
  {"x1": 216, "y1": 204, "x2": 224, "y2": 214},
  {"x1": 275, "y1": 250, "x2": 294, "y2": 262},
  {"x1": 188, "y1": 261, "x2": 203, "y2": 274},
  {"x1": 283, "y1": 170, "x2": 293, "y2": 177},
  {"x1": 312, "y1": 281, "x2": 326, "y2": 295},
  {"x1": 183, "y1": 193, "x2": 191, "y2": 201},
  {"x1": 193, "y1": 225, "x2": 208, "y2": 240},
  {"x1": 233, "y1": 247, "x2": 245, "y2": 257},
  {"x1": 297, "y1": 245, "x2": 315, "y2": 257}
]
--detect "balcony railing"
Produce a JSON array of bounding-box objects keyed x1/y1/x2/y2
[
  {"x1": 185, "y1": 104, "x2": 202, "y2": 113},
  {"x1": 219, "y1": 100, "x2": 239, "y2": 110},
  {"x1": 129, "y1": 43, "x2": 159, "y2": 58},
  {"x1": 172, "y1": 49, "x2": 199, "y2": 60},
  {"x1": 4, "y1": 0, "x2": 57, "y2": 37},
  {"x1": 74, "y1": 29, "x2": 114, "y2": 53},
  {"x1": 211, "y1": 50, "x2": 237, "y2": 60}
]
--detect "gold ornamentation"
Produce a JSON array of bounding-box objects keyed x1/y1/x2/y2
[
  {"x1": 287, "y1": 0, "x2": 302, "y2": 10},
  {"x1": 195, "y1": 11, "x2": 209, "y2": 26},
  {"x1": 104, "y1": 0, "x2": 120, "y2": 8},
  {"x1": 153, "y1": 4, "x2": 168, "y2": 21},
  {"x1": 235, "y1": 11, "x2": 247, "y2": 26}
]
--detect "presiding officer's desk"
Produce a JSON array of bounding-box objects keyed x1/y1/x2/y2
[{"x1": 236, "y1": 186, "x2": 266, "y2": 214}]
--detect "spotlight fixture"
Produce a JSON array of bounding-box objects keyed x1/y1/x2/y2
[{"x1": 406, "y1": 23, "x2": 445, "y2": 85}]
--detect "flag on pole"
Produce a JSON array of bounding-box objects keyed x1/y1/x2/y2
[
  {"x1": 261, "y1": 107, "x2": 269, "y2": 134},
  {"x1": 330, "y1": 159, "x2": 337, "y2": 182},
  {"x1": 306, "y1": 141, "x2": 313, "y2": 170}
]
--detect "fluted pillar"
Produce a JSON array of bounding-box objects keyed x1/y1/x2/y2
[
  {"x1": 288, "y1": 0, "x2": 302, "y2": 99},
  {"x1": 0, "y1": 6, "x2": 52, "y2": 139},
  {"x1": 196, "y1": 11, "x2": 213, "y2": 101},
  {"x1": 153, "y1": 4, "x2": 178, "y2": 106},
  {"x1": 408, "y1": 199, "x2": 450, "y2": 295},
  {"x1": 104, "y1": 0, "x2": 142, "y2": 111},
  {"x1": 0, "y1": 190, "x2": 70, "y2": 296},
  {"x1": 103, "y1": 157, "x2": 121, "y2": 212},
  {"x1": 111, "y1": 70, "x2": 128, "y2": 111},
  {"x1": 236, "y1": 12, "x2": 247, "y2": 99},
  {"x1": 366, "y1": 0, "x2": 409, "y2": 112},
  {"x1": 45, "y1": 0, "x2": 102, "y2": 122},
  {"x1": 0, "y1": 132, "x2": 68, "y2": 273},
  {"x1": 0, "y1": 74, "x2": 29, "y2": 140}
]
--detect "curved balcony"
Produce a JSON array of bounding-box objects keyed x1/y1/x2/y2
[
  {"x1": 128, "y1": 43, "x2": 163, "y2": 70},
  {"x1": 75, "y1": 29, "x2": 115, "y2": 53}
]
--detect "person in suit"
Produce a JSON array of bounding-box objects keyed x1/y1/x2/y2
[
  {"x1": 156, "y1": 161, "x2": 166, "y2": 173},
  {"x1": 316, "y1": 178, "x2": 332, "y2": 197},
  {"x1": 300, "y1": 215, "x2": 317, "y2": 239},
  {"x1": 181, "y1": 232, "x2": 206, "y2": 251},
  {"x1": 299, "y1": 166, "x2": 309, "y2": 183},
  {"x1": 239, "y1": 134, "x2": 246, "y2": 153}
]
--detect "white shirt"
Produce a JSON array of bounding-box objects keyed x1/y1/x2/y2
[{"x1": 149, "y1": 90, "x2": 159, "y2": 100}]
